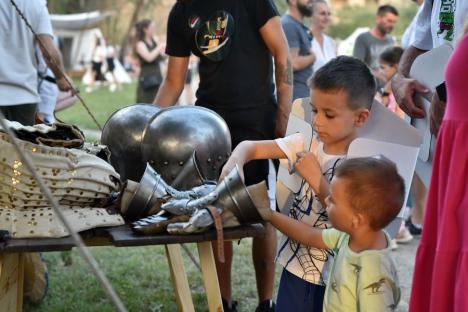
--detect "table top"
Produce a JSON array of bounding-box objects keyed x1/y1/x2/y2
[{"x1": 0, "y1": 223, "x2": 266, "y2": 253}]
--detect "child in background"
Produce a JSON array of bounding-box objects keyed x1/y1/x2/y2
[
  {"x1": 220, "y1": 56, "x2": 375, "y2": 312},
  {"x1": 378, "y1": 47, "x2": 405, "y2": 118},
  {"x1": 253, "y1": 157, "x2": 403, "y2": 311}
]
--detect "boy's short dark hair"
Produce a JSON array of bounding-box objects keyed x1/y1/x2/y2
[
  {"x1": 379, "y1": 46, "x2": 404, "y2": 66},
  {"x1": 377, "y1": 5, "x2": 399, "y2": 16},
  {"x1": 335, "y1": 157, "x2": 405, "y2": 231},
  {"x1": 309, "y1": 56, "x2": 376, "y2": 110}
]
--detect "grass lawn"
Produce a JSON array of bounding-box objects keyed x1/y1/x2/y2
[
  {"x1": 55, "y1": 81, "x2": 139, "y2": 130},
  {"x1": 25, "y1": 83, "x2": 280, "y2": 311},
  {"x1": 24, "y1": 241, "x2": 281, "y2": 312}
]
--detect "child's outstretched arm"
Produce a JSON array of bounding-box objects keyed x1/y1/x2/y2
[
  {"x1": 266, "y1": 210, "x2": 328, "y2": 250},
  {"x1": 219, "y1": 140, "x2": 287, "y2": 181}
]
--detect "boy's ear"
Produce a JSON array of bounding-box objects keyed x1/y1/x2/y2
[{"x1": 354, "y1": 109, "x2": 370, "y2": 127}]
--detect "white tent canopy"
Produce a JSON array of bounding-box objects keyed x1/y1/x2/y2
[{"x1": 50, "y1": 11, "x2": 112, "y2": 31}]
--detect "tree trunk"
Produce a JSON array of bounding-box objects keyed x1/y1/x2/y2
[{"x1": 118, "y1": 0, "x2": 146, "y2": 62}]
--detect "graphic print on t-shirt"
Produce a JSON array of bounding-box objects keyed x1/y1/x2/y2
[
  {"x1": 437, "y1": 0, "x2": 455, "y2": 41},
  {"x1": 276, "y1": 145, "x2": 344, "y2": 285},
  {"x1": 195, "y1": 10, "x2": 234, "y2": 62},
  {"x1": 188, "y1": 15, "x2": 201, "y2": 30}
]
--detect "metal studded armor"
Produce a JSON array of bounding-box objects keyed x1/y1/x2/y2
[
  {"x1": 141, "y1": 106, "x2": 232, "y2": 184},
  {"x1": 0, "y1": 123, "x2": 124, "y2": 238},
  {"x1": 101, "y1": 104, "x2": 161, "y2": 181}
]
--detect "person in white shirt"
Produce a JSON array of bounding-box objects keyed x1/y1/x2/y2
[
  {"x1": 0, "y1": 0, "x2": 72, "y2": 125},
  {"x1": 309, "y1": 0, "x2": 336, "y2": 72},
  {"x1": 401, "y1": 0, "x2": 424, "y2": 49},
  {"x1": 391, "y1": 0, "x2": 468, "y2": 134}
]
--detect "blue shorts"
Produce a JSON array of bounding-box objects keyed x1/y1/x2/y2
[{"x1": 276, "y1": 268, "x2": 325, "y2": 312}]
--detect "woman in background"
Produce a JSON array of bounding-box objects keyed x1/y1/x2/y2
[
  {"x1": 134, "y1": 19, "x2": 164, "y2": 103},
  {"x1": 309, "y1": 0, "x2": 336, "y2": 72}
]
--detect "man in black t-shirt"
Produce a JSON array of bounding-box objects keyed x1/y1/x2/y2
[{"x1": 154, "y1": 0, "x2": 292, "y2": 311}]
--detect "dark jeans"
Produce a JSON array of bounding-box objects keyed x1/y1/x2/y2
[
  {"x1": 276, "y1": 268, "x2": 325, "y2": 312},
  {"x1": 0, "y1": 103, "x2": 37, "y2": 126}
]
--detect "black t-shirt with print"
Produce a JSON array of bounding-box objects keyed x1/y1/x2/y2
[{"x1": 166, "y1": 0, "x2": 279, "y2": 119}]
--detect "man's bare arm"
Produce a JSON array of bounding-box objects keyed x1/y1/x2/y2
[
  {"x1": 398, "y1": 45, "x2": 427, "y2": 77},
  {"x1": 37, "y1": 34, "x2": 72, "y2": 92},
  {"x1": 153, "y1": 56, "x2": 190, "y2": 107},
  {"x1": 260, "y1": 16, "x2": 293, "y2": 138}
]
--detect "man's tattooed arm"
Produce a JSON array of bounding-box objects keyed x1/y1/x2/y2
[
  {"x1": 259, "y1": 16, "x2": 293, "y2": 138},
  {"x1": 275, "y1": 58, "x2": 293, "y2": 137}
]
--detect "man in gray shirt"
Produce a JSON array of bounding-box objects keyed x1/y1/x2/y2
[
  {"x1": 353, "y1": 5, "x2": 398, "y2": 76},
  {"x1": 0, "y1": 0, "x2": 71, "y2": 125},
  {"x1": 281, "y1": 0, "x2": 315, "y2": 100}
]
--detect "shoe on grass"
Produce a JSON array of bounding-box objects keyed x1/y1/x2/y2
[
  {"x1": 222, "y1": 297, "x2": 238, "y2": 312},
  {"x1": 255, "y1": 299, "x2": 276, "y2": 312}
]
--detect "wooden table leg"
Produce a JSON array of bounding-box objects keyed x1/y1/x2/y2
[
  {"x1": 197, "y1": 242, "x2": 223, "y2": 312},
  {"x1": 165, "y1": 244, "x2": 195, "y2": 312},
  {"x1": 0, "y1": 253, "x2": 24, "y2": 312}
]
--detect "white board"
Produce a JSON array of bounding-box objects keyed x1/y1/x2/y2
[{"x1": 409, "y1": 44, "x2": 453, "y2": 186}]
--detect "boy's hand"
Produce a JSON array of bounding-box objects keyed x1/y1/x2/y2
[
  {"x1": 295, "y1": 151, "x2": 322, "y2": 191},
  {"x1": 219, "y1": 156, "x2": 245, "y2": 183},
  {"x1": 257, "y1": 206, "x2": 273, "y2": 221}
]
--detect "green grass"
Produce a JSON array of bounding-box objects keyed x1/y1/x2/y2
[
  {"x1": 24, "y1": 241, "x2": 281, "y2": 312},
  {"x1": 56, "y1": 81, "x2": 138, "y2": 131}
]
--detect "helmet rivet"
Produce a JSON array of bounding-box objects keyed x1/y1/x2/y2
[
  {"x1": 217, "y1": 155, "x2": 222, "y2": 161},
  {"x1": 207, "y1": 158, "x2": 212, "y2": 163},
  {"x1": 163, "y1": 161, "x2": 169, "y2": 166},
  {"x1": 179, "y1": 161, "x2": 184, "y2": 166}
]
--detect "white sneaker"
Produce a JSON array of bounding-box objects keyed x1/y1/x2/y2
[
  {"x1": 395, "y1": 226, "x2": 413, "y2": 244},
  {"x1": 390, "y1": 239, "x2": 398, "y2": 250}
]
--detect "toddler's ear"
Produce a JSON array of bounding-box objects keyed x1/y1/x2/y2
[
  {"x1": 352, "y1": 212, "x2": 366, "y2": 229},
  {"x1": 354, "y1": 109, "x2": 370, "y2": 127}
]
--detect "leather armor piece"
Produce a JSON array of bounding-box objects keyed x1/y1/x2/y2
[{"x1": 1, "y1": 120, "x2": 84, "y2": 148}]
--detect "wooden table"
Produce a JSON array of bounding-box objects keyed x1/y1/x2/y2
[{"x1": 0, "y1": 224, "x2": 265, "y2": 312}]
